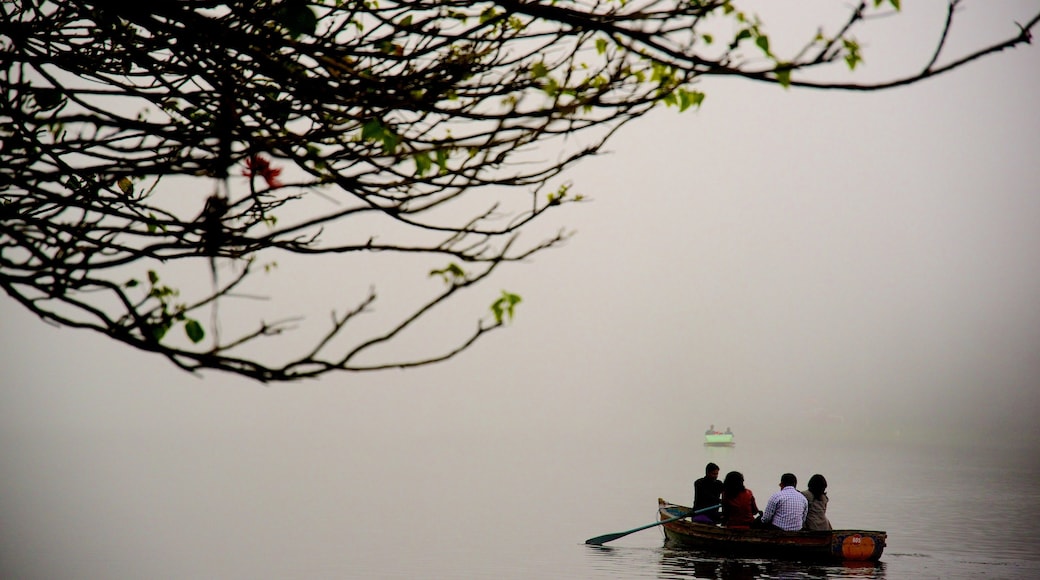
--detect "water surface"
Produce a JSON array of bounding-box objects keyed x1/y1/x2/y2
[{"x1": 1, "y1": 423, "x2": 1037, "y2": 579}]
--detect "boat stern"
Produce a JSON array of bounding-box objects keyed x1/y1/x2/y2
[{"x1": 831, "y1": 531, "x2": 887, "y2": 562}]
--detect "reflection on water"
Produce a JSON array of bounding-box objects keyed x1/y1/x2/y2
[
  {"x1": 585, "y1": 539, "x2": 1040, "y2": 580},
  {"x1": 584, "y1": 545, "x2": 886, "y2": 580},
  {"x1": 657, "y1": 549, "x2": 885, "y2": 580}
]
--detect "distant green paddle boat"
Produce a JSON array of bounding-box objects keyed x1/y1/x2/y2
[{"x1": 704, "y1": 431, "x2": 735, "y2": 447}]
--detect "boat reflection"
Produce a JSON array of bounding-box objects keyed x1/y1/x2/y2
[{"x1": 658, "y1": 549, "x2": 887, "y2": 579}]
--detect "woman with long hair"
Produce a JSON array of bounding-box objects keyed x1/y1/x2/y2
[
  {"x1": 801, "y1": 473, "x2": 833, "y2": 531},
  {"x1": 720, "y1": 471, "x2": 760, "y2": 529}
]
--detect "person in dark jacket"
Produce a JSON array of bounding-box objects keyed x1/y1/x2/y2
[{"x1": 692, "y1": 462, "x2": 723, "y2": 523}]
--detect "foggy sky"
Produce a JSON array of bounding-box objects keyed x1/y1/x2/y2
[{"x1": 2, "y1": 4, "x2": 1040, "y2": 573}]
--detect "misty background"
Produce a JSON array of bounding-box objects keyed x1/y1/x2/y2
[{"x1": 2, "y1": 2, "x2": 1039, "y2": 577}]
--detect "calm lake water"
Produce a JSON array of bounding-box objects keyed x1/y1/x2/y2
[{"x1": 2, "y1": 423, "x2": 1038, "y2": 579}]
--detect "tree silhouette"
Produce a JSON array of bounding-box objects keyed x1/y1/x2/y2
[{"x1": 2, "y1": 0, "x2": 1037, "y2": 381}]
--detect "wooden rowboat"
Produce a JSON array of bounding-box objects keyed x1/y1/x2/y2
[{"x1": 658, "y1": 499, "x2": 886, "y2": 562}]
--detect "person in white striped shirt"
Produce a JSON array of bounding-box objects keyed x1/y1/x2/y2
[{"x1": 760, "y1": 473, "x2": 809, "y2": 531}]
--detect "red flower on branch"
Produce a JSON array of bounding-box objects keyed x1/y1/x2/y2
[{"x1": 242, "y1": 155, "x2": 283, "y2": 188}]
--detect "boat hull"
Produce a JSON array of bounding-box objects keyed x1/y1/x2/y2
[
  {"x1": 703, "y1": 433, "x2": 734, "y2": 447},
  {"x1": 658, "y1": 499, "x2": 886, "y2": 562}
]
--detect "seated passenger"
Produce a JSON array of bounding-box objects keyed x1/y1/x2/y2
[
  {"x1": 692, "y1": 462, "x2": 723, "y2": 523},
  {"x1": 720, "y1": 471, "x2": 760, "y2": 529},
  {"x1": 761, "y1": 473, "x2": 809, "y2": 531},
  {"x1": 801, "y1": 473, "x2": 833, "y2": 531}
]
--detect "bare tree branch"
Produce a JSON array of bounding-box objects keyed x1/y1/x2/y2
[{"x1": 2, "y1": 0, "x2": 1036, "y2": 382}]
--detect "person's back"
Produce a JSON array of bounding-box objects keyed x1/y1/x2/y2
[
  {"x1": 720, "y1": 471, "x2": 759, "y2": 528},
  {"x1": 693, "y1": 462, "x2": 723, "y2": 523},
  {"x1": 801, "y1": 474, "x2": 832, "y2": 531},
  {"x1": 760, "y1": 473, "x2": 809, "y2": 531}
]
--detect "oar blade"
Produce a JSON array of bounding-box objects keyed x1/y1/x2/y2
[
  {"x1": 584, "y1": 531, "x2": 627, "y2": 546},
  {"x1": 584, "y1": 513, "x2": 679, "y2": 545}
]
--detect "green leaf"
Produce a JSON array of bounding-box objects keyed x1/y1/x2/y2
[
  {"x1": 595, "y1": 38, "x2": 608, "y2": 55},
  {"x1": 361, "y1": 119, "x2": 399, "y2": 153},
  {"x1": 147, "y1": 270, "x2": 159, "y2": 285},
  {"x1": 479, "y1": 6, "x2": 499, "y2": 24},
  {"x1": 755, "y1": 35, "x2": 770, "y2": 55},
  {"x1": 117, "y1": 176, "x2": 134, "y2": 195},
  {"x1": 491, "y1": 291, "x2": 522, "y2": 324},
  {"x1": 546, "y1": 183, "x2": 571, "y2": 204},
  {"x1": 429, "y1": 263, "x2": 467, "y2": 285},
  {"x1": 889, "y1": 0, "x2": 901, "y2": 10},
  {"x1": 434, "y1": 148, "x2": 450, "y2": 173},
  {"x1": 276, "y1": 0, "x2": 317, "y2": 38},
  {"x1": 361, "y1": 119, "x2": 384, "y2": 141},
  {"x1": 414, "y1": 152, "x2": 432, "y2": 176},
  {"x1": 380, "y1": 131, "x2": 399, "y2": 154},
  {"x1": 184, "y1": 319, "x2": 205, "y2": 343},
  {"x1": 376, "y1": 40, "x2": 401, "y2": 55},
  {"x1": 542, "y1": 77, "x2": 560, "y2": 96},
  {"x1": 151, "y1": 322, "x2": 169, "y2": 341},
  {"x1": 728, "y1": 28, "x2": 752, "y2": 48},
  {"x1": 843, "y1": 39, "x2": 862, "y2": 70},
  {"x1": 677, "y1": 89, "x2": 705, "y2": 112},
  {"x1": 775, "y1": 68, "x2": 791, "y2": 89}
]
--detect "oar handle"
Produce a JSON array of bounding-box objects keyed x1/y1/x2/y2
[{"x1": 584, "y1": 503, "x2": 721, "y2": 546}]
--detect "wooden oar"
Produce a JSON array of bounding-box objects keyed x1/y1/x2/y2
[{"x1": 584, "y1": 503, "x2": 721, "y2": 545}]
